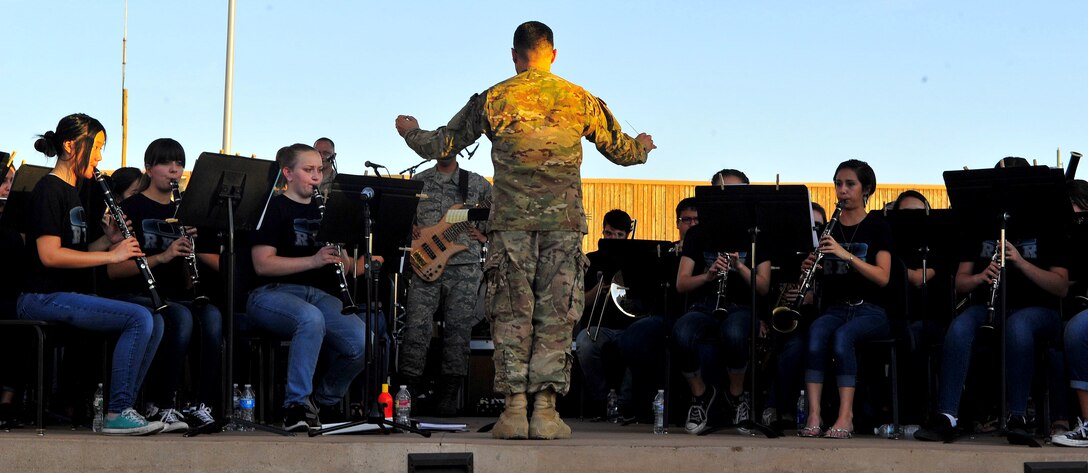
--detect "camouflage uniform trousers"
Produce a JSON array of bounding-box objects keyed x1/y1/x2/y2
[
  {"x1": 400, "y1": 263, "x2": 484, "y2": 378},
  {"x1": 485, "y1": 231, "x2": 588, "y2": 396}
]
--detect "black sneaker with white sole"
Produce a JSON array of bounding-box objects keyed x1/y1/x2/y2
[
  {"x1": 684, "y1": 386, "x2": 716, "y2": 435},
  {"x1": 1053, "y1": 418, "x2": 1088, "y2": 447},
  {"x1": 183, "y1": 404, "x2": 220, "y2": 434},
  {"x1": 283, "y1": 403, "x2": 321, "y2": 432}
]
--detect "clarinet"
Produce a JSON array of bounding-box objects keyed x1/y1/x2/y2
[
  {"x1": 92, "y1": 169, "x2": 168, "y2": 313},
  {"x1": 770, "y1": 202, "x2": 844, "y2": 333},
  {"x1": 168, "y1": 179, "x2": 211, "y2": 307},
  {"x1": 312, "y1": 188, "x2": 360, "y2": 315}
]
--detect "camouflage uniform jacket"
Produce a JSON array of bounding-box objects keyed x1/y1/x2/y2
[
  {"x1": 403, "y1": 67, "x2": 648, "y2": 233},
  {"x1": 411, "y1": 164, "x2": 492, "y2": 266}
]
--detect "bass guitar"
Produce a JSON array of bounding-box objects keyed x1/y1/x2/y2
[{"x1": 409, "y1": 203, "x2": 489, "y2": 282}]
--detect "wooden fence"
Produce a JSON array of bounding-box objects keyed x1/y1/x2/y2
[{"x1": 579, "y1": 178, "x2": 949, "y2": 252}]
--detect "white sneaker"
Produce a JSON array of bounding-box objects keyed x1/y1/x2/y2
[
  {"x1": 156, "y1": 408, "x2": 189, "y2": 433},
  {"x1": 1053, "y1": 418, "x2": 1088, "y2": 447}
]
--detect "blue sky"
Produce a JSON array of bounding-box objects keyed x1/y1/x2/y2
[{"x1": 2, "y1": 1, "x2": 1085, "y2": 185}]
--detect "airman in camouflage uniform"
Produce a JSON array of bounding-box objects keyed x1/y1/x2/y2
[
  {"x1": 401, "y1": 154, "x2": 491, "y2": 416},
  {"x1": 396, "y1": 20, "x2": 655, "y2": 439}
]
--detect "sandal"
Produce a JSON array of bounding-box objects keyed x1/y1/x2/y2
[
  {"x1": 825, "y1": 428, "x2": 853, "y2": 439},
  {"x1": 798, "y1": 425, "x2": 824, "y2": 438}
]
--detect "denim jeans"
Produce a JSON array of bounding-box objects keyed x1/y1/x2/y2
[
  {"x1": 618, "y1": 314, "x2": 674, "y2": 410},
  {"x1": 768, "y1": 328, "x2": 806, "y2": 411},
  {"x1": 118, "y1": 294, "x2": 223, "y2": 408},
  {"x1": 671, "y1": 304, "x2": 752, "y2": 382},
  {"x1": 575, "y1": 327, "x2": 631, "y2": 403},
  {"x1": 936, "y1": 304, "x2": 1060, "y2": 417},
  {"x1": 1066, "y1": 309, "x2": 1088, "y2": 392},
  {"x1": 805, "y1": 302, "x2": 889, "y2": 388},
  {"x1": 16, "y1": 292, "x2": 163, "y2": 413},
  {"x1": 245, "y1": 283, "x2": 367, "y2": 407}
]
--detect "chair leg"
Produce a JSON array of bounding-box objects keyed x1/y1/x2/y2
[
  {"x1": 890, "y1": 344, "x2": 900, "y2": 431},
  {"x1": 35, "y1": 326, "x2": 45, "y2": 436}
]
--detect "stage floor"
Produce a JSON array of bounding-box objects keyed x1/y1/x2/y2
[{"x1": 2, "y1": 417, "x2": 1086, "y2": 473}]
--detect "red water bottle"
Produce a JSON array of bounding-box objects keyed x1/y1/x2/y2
[{"x1": 378, "y1": 383, "x2": 394, "y2": 419}]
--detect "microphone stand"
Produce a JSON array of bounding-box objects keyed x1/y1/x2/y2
[
  {"x1": 310, "y1": 186, "x2": 430, "y2": 437},
  {"x1": 399, "y1": 160, "x2": 428, "y2": 179}
]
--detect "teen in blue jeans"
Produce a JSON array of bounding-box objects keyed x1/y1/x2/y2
[
  {"x1": 18, "y1": 113, "x2": 164, "y2": 435},
  {"x1": 800, "y1": 160, "x2": 893, "y2": 440},
  {"x1": 916, "y1": 237, "x2": 1068, "y2": 442},
  {"x1": 248, "y1": 143, "x2": 371, "y2": 432}
]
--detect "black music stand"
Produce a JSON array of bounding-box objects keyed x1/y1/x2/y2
[
  {"x1": 310, "y1": 174, "x2": 429, "y2": 437},
  {"x1": 882, "y1": 208, "x2": 959, "y2": 319},
  {"x1": 596, "y1": 238, "x2": 677, "y2": 425},
  {"x1": 0, "y1": 164, "x2": 51, "y2": 233},
  {"x1": 696, "y1": 184, "x2": 814, "y2": 438},
  {"x1": 943, "y1": 166, "x2": 1068, "y2": 445},
  {"x1": 175, "y1": 152, "x2": 284, "y2": 436}
]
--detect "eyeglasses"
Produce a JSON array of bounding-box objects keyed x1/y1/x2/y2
[{"x1": 677, "y1": 217, "x2": 699, "y2": 224}]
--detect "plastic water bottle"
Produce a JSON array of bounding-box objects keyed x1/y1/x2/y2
[
  {"x1": 239, "y1": 384, "x2": 255, "y2": 432},
  {"x1": 378, "y1": 384, "x2": 394, "y2": 420},
  {"x1": 395, "y1": 385, "x2": 412, "y2": 425},
  {"x1": 652, "y1": 389, "x2": 666, "y2": 434},
  {"x1": 606, "y1": 389, "x2": 620, "y2": 423},
  {"x1": 875, "y1": 423, "x2": 898, "y2": 438},
  {"x1": 92, "y1": 383, "x2": 104, "y2": 433},
  {"x1": 902, "y1": 424, "x2": 920, "y2": 439},
  {"x1": 796, "y1": 390, "x2": 807, "y2": 432}
]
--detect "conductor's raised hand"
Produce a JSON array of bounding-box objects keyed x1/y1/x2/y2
[
  {"x1": 635, "y1": 133, "x2": 656, "y2": 152},
  {"x1": 396, "y1": 115, "x2": 420, "y2": 137}
]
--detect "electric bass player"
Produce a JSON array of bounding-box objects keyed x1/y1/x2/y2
[{"x1": 400, "y1": 149, "x2": 491, "y2": 417}]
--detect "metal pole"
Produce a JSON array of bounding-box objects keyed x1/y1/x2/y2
[
  {"x1": 121, "y1": 0, "x2": 128, "y2": 166},
  {"x1": 222, "y1": 0, "x2": 236, "y2": 154}
]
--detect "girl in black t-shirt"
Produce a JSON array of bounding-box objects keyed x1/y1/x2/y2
[
  {"x1": 917, "y1": 164, "x2": 1069, "y2": 444},
  {"x1": 800, "y1": 159, "x2": 893, "y2": 439},
  {"x1": 245, "y1": 143, "x2": 367, "y2": 432},
  {"x1": 15, "y1": 114, "x2": 163, "y2": 436},
  {"x1": 672, "y1": 180, "x2": 773, "y2": 435},
  {"x1": 105, "y1": 138, "x2": 222, "y2": 432}
]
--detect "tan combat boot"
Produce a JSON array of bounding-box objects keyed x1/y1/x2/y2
[
  {"x1": 491, "y1": 393, "x2": 529, "y2": 439},
  {"x1": 528, "y1": 389, "x2": 571, "y2": 439}
]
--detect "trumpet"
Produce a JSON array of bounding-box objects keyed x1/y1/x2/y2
[
  {"x1": 312, "y1": 187, "x2": 360, "y2": 315},
  {"x1": 712, "y1": 252, "x2": 733, "y2": 317},
  {"x1": 167, "y1": 179, "x2": 210, "y2": 307},
  {"x1": 771, "y1": 202, "x2": 844, "y2": 333},
  {"x1": 93, "y1": 168, "x2": 168, "y2": 313}
]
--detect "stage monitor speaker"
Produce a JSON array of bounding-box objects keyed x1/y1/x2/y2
[
  {"x1": 408, "y1": 452, "x2": 473, "y2": 473},
  {"x1": 1025, "y1": 462, "x2": 1088, "y2": 473}
]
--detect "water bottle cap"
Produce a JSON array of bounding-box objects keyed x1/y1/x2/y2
[
  {"x1": 98, "y1": 383, "x2": 103, "y2": 387},
  {"x1": 400, "y1": 385, "x2": 407, "y2": 389},
  {"x1": 657, "y1": 389, "x2": 665, "y2": 393},
  {"x1": 244, "y1": 383, "x2": 252, "y2": 388}
]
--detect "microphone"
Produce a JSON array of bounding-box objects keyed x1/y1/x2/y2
[
  {"x1": 360, "y1": 187, "x2": 375, "y2": 201},
  {"x1": 364, "y1": 160, "x2": 385, "y2": 177}
]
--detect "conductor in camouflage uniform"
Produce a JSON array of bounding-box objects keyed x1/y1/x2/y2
[
  {"x1": 401, "y1": 151, "x2": 491, "y2": 416},
  {"x1": 395, "y1": 20, "x2": 655, "y2": 439}
]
